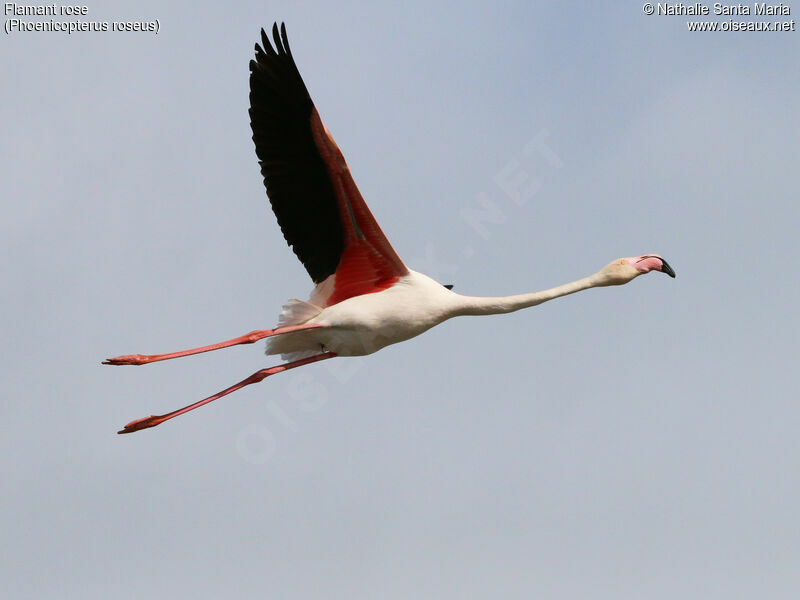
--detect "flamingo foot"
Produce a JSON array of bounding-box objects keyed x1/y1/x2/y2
[
  {"x1": 103, "y1": 354, "x2": 152, "y2": 366},
  {"x1": 118, "y1": 414, "x2": 167, "y2": 434}
]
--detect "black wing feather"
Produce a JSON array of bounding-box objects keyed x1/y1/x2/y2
[{"x1": 249, "y1": 23, "x2": 344, "y2": 284}]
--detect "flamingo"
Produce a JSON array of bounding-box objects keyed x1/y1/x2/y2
[{"x1": 105, "y1": 23, "x2": 676, "y2": 434}]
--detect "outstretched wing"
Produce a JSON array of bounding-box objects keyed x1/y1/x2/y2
[{"x1": 249, "y1": 23, "x2": 408, "y2": 305}]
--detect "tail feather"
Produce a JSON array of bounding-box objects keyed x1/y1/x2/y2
[
  {"x1": 277, "y1": 298, "x2": 322, "y2": 326},
  {"x1": 268, "y1": 298, "x2": 325, "y2": 360}
]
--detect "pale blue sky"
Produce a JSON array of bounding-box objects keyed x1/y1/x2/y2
[{"x1": 3, "y1": 1, "x2": 799, "y2": 598}]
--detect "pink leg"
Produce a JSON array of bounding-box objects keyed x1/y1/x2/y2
[
  {"x1": 103, "y1": 323, "x2": 324, "y2": 366},
  {"x1": 117, "y1": 352, "x2": 337, "y2": 434}
]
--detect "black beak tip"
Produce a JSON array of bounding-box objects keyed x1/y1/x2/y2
[{"x1": 660, "y1": 259, "x2": 676, "y2": 278}]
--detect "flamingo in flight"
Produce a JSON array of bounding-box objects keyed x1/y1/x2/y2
[{"x1": 106, "y1": 23, "x2": 676, "y2": 434}]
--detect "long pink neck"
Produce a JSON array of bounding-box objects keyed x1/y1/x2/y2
[{"x1": 451, "y1": 274, "x2": 600, "y2": 317}]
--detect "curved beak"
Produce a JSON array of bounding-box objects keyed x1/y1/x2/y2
[{"x1": 660, "y1": 258, "x2": 676, "y2": 278}]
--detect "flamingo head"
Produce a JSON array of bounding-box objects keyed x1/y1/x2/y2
[{"x1": 595, "y1": 254, "x2": 676, "y2": 286}]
